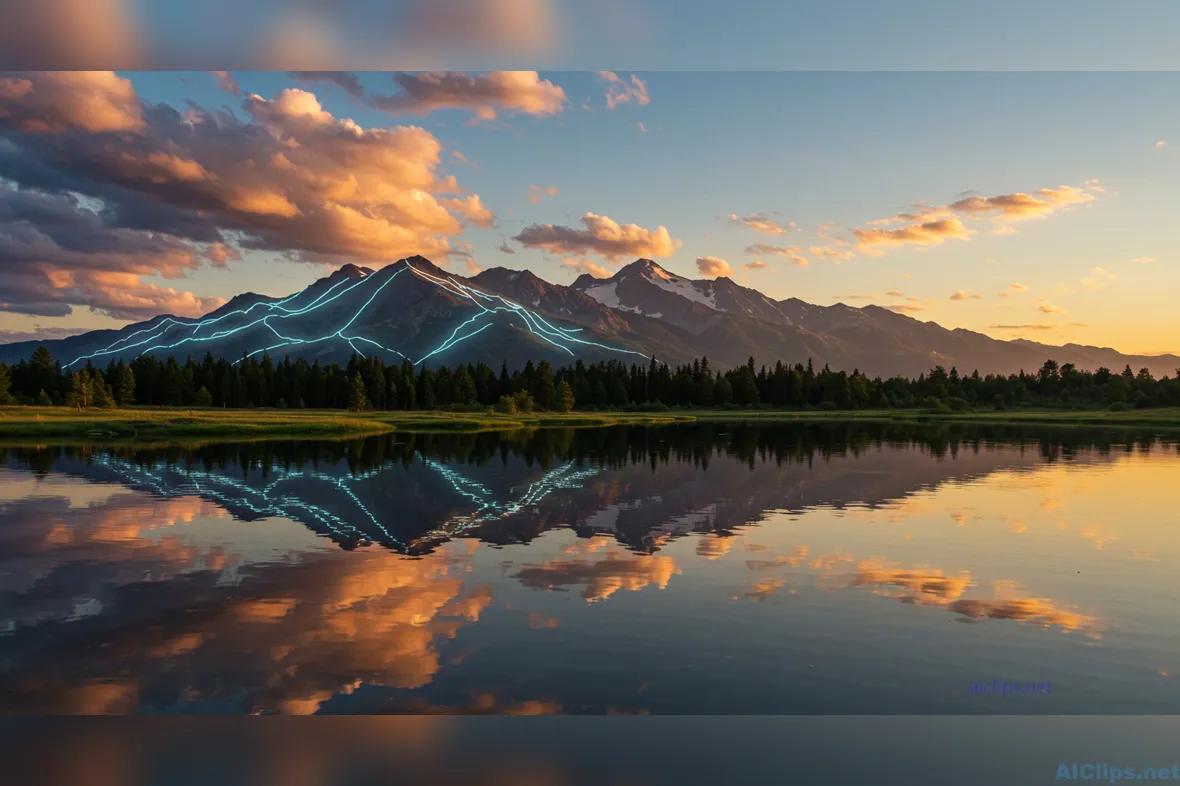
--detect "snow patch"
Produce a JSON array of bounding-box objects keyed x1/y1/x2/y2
[
  {"x1": 583, "y1": 281, "x2": 644, "y2": 314},
  {"x1": 644, "y1": 273, "x2": 721, "y2": 310}
]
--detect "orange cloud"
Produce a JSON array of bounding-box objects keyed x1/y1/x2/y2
[
  {"x1": 949, "y1": 185, "x2": 1096, "y2": 222},
  {"x1": 513, "y1": 212, "x2": 680, "y2": 260},
  {"x1": 809, "y1": 245, "x2": 855, "y2": 261},
  {"x1": 989, "y1": 324, "x2": 1058, "y2": 331},
  {"x1": 950, "y1": 289, "x2": 982, "y2": 301},
  {"x1": 596, "y1": 72, "x2": 650, "y2": 110},
  {"x1": 0, "y1": 71, "x2": 143, "y2": 134},
  {"x1": 372, "y1": 71, "x2": 567, "y2": 121},
  {"x1": 729, "y1": 213, "x2": 792, "y2": 236},
  {"x1": 210, "y1": 71, "x2": 240, "y2": 96},
  {"x1": 746, "y1": 244, "x2": 807, "y2": 267},
  {"x1": 513, "y1": 545, "x2": 680, "y2": 603},
  {"x1": 887, "y1": 304, "x2": 928, "y2": 314},
  {"x1": 744, "y1": 260, "x2": 768, "y2": 271},
  {"x1": 852, "y1": 218, "x2": 973, "y2": 252},
  {"x1": 528, "y1": 185, "x2": 559, "y2": 204},
  {"x1": 562, "y1": 257, "x2": 614, "y2": 279},
  {"x1": 1038, "y1": 302, "x2": 1065, "y2": 314},
  {"x1": 695, "y1": 256, "x2": 733, "y2": 278}
]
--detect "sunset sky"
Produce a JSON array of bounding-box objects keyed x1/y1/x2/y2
[{"x1": 0, "y1": 69, "x2": 1176, "y2": 354}]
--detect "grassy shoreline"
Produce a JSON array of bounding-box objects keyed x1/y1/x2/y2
[{"x1": 2, "y1": 405, "x2": 1180, "y2": 443}]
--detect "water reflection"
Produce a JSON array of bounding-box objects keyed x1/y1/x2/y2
[{"x1": 1, "y1": 424, "x2": 1178, "y2": 714}]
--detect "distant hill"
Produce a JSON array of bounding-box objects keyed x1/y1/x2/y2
[{"x1": 2, "y1": 255, "x2": 1177, "y2": 378}]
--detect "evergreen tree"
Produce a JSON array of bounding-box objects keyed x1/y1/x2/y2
[
  {"x1": 0, "y1": 362, "x2": 13, "y2": 405},
  {"x1": 66, "y1": 372, "x2": 89, "y2": 409},
  {"x1": 556, "y1": 380, "x2": 575, "y2": 412},
  {"x1": 114, "y1": 363, "x2": 136, "y2": 407},
  {"x1": 194, "y1": 386, "x2": 214, "y2": 407},
  {"x1": 348, "y1": 372, "x2": 370, "y2": 411}
]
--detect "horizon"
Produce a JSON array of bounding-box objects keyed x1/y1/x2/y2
[{"x1": 0, "y1": 70, "x2": 1176, "y2": 357}]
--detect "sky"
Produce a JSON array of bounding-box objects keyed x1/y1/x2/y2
[{"x1": 0, "y1": 69, "x2": 1177, "y2": 355}]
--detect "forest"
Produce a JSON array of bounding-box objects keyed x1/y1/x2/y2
[{"x1": 1, "y1": 346, "x2": 1179, "y2": 413}]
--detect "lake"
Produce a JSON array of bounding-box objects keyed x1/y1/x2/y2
[{"x1": 2, "y1": 423, "x2": 1179, "y2": 715}]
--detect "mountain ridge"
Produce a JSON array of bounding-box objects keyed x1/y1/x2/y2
[{"x1": 1, "y1": 256, "x2": 1177, "y2": 378}]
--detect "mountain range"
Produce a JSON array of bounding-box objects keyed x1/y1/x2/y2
[{"x1": 2, "y1": 255, "x2": 1176, "y2": 378}]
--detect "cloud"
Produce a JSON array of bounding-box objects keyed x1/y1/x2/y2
[
  {"x1": 497, "y1": 240, "x2": 515, "y2": 254},
  {"x1": 745, "y1": 243, "x2": 807, "y2": 267},
  {"x1": 948, "y1": 185, "x2": 1096, "y2": 223},
  {"x1": 0, "y1": 73, "x2": 509, "y2": 317},
  {"x1": 513, "y1": 540, "x2": 679, "y2": 603},
  {"x1": 950, "y1": 289, "x2": 982, "y2": 301},
  {"x1": 513, "y1": 212, "x2": 680, "y2": 260},
  {"x1": 441, "y1": 194, "x2": 496, "y2": 228},
  {"x1": 1080, "y1": 266, "x2": 1117, "y2": 292},
  {"x1": 834, "y1": 294, "x2": 877, "y2": 301},
  {"x1": 852, "y1": 218, "x2": 973, "y2": 252},
  {"x1": 1038, "y1": 302, "x2": 1065, "y2": 314},
  {"x1": 1130, "y1": 256, "x2": 1157, "y2": 264},
  {"x1": 562, "y1": 257, "x2": 614, "y2": 279},
  {"x1": 0, "y1": 71, "x2": 143, "y2": 134},
  {"x1": 729, "y1": 212, "x2": 792, "y2": 236},
  {"x1": 596, "y1": 72, "x2": 650, "y2": 110},
  {"x1": 289, "y1": 71, "x2": 366, "y2": 99},
  {"x1": 989, "y1": 324, "x2": 1058, "y2": 331},
  {"x1": 0, "y1": 183, "x2": 226, "y2": 320},
  {"x1": 0, "y1": 326, "x2": 91, "y2": 343},
  {"x1": 695, "y1": 256, "x2": 733, "y2": 278},
  {"x1": 1010, "y1": 283, "x2": 1028, "y2": 292},
  {"x1": 743, "y1": 260, "x2": 768, "y2": 271},
  {"x1": 850, "y1": 182, "x2": 1101, "y2": 256},
  {"x1": 203, "y1": 242, "x2": 241, "y2": 268},
  {"x1": 528, "y1": 185, "x2": 559, "y2": 204},
  {"x1": 1, "y1": 74, "x2": 488, "y2": 264},
  {"x1": 1157, "y1": 140, "x2": 1168, "y2": 149},
  {"x1": 887, "y1": 304, "x2": 928, "y2": 314},
  {"x1": 209, "y1": 71, "x2": 240, "y2": 96},
  {"x1": 886, "y1": 290, "x2": 904, "y2": 298},
  {"x1": 809, "y1": 245, "x2": 855, "y2": 262},
  {"x1": 637, "y1": 122, "x2": 647, "y2": 132},
  {"x1": 371, "y1": 71, "x2": 566, "y2": 121}
]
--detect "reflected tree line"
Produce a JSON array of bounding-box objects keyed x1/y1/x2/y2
[{"x1": 3, "y1": 423, "x2": 1174, "y2": 478}]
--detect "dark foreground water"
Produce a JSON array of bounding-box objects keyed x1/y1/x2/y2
[{"x1": 2, "y1": 423, "x2": 1179, "y2": 715}]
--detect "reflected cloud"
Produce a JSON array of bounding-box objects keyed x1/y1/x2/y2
[
  {"x1": 851, "y1": 560, "x2": 1100, "y2": 635},
  {"x1": 513, "y1": 539, "x2": 680, "y2": 603}
]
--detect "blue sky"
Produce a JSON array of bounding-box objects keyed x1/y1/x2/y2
[{"x1": 1, "y1": 69, "x2": 1177, "y2": 354}]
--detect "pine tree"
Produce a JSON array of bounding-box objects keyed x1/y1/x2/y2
[
  {"x1": 114, "y1": 363, "x2": 136, "y2": 407},
  {"x1": 66, "y1": 372, "x2": 89, "y2": 409},
  {"x1": 89, "y1": 372, "x2": 116, "y2": 409},
  {"x1": 348, "y1": 372, "x2": 370, "y2": 411},
  {"x1": 0, "y1": 362, "x2": 13, "y2": 405},
  {"x1": 556, "y1": 380, "x2": 575, "y2": 412},
  {"x1": 194, "y1": 386, "x2": 214, "y2": 407}
]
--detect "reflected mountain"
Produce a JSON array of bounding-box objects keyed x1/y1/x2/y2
[
  {"x1": 2, "y1": 424, "x2": 1177, "y2": 714},
  {"x1": 1, "y1": 423, "x2": 1160, "y2": 555}
]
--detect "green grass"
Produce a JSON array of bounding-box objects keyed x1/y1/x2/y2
[
  {"x1": 0, "y1": 405, "x2": 693, "y2": 442},
  {"x1": 2, "y1": 404, "x2": 1179, "y2": 444}
]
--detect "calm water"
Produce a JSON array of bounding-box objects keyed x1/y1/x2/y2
[{"x1": 2, "y1": 424, "x2": 1179, "y2": 715}]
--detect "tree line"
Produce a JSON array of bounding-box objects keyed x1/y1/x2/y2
[{"x1": 1, "y1": 346, "x2": 1179, "y2": 412}]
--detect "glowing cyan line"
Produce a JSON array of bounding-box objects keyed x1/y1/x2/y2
[
  {"x1": 88, "y1": 453, "x2": 601, "y2": 551},
  {"x1": 66, "y1": 259, "x2": 647, "y2": 369}
]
